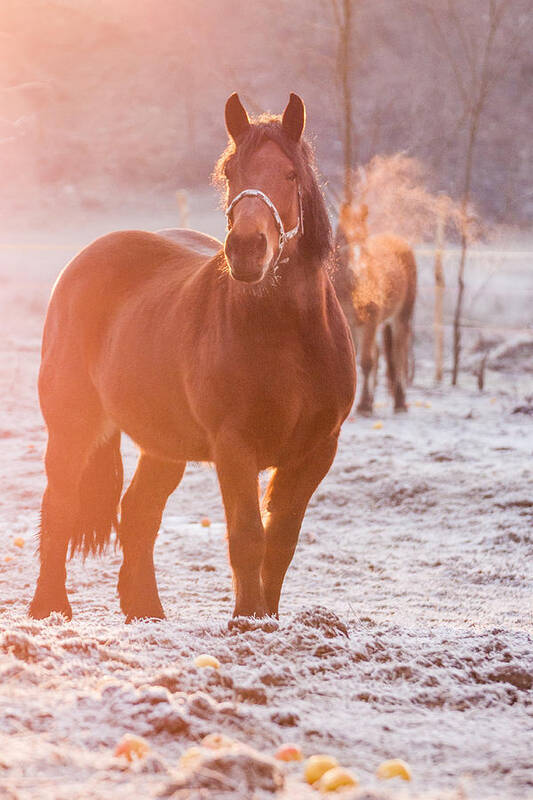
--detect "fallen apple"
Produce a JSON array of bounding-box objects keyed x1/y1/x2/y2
[
  {"x1": 194, "y1": 654, "x2": 220, "y2": 669},
  {"x1": 202, "y1": 732, "x2": 234, "y2": 750},
  {"x1": 318, "y1": 766, "x2": 359, "y2": 792},
  {"x1": 376, "y1": 758, "x2": 412, "y2": 781},
  {"x1": 304, "y1": 754, "x2": 339, "y2": 784},
  {"x1": 275, "y1": 743, "x2": 303, "y2": 762},
  {"x1": 179, "y1": 746, "x2": 204, "y2": 770},
  {"x1": 114, "y1": 734, "x2": 150, "y2": 762}
]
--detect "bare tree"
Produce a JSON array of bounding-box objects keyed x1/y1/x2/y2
[
  {"x1": 330, "y1": 0, "x2": 357, "y2": 203},
  {"x1": 421, "y1": 0, "x2": 525, "y2": 385},
  {"x1": 433, "y1": 197, "x2": 447, "y2": 383}
]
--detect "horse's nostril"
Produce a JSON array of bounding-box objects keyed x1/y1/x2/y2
[{"x1": 256, "y1": 233, "x2": 267, "y2": 257}]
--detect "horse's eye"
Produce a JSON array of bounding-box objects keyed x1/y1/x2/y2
[{"x1": 287, "y1": 171, "x2": 297, "y2": 182}]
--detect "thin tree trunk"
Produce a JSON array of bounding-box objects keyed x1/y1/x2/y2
[
  {"x1": 451, "y1": 114, "x2": 477, "y2": 386},
  {"x1": 340, "y1": 0, "x2": 354, "y2": 203},
  {"x1": 433, "y1": 200, "x2": 446, "y2": 383},
  {"x1": 451, "y1": 0, "x2": 503, "y2": 385},
  {"x1": 176, "y1": 189, "x2": 190, "y2": 228},
  {"x1": 452, "y1": 220, "x2": 468, "y2": 386}
]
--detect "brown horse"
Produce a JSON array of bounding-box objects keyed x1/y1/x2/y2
[
  {"x1": 29, "y1": 93, "x2": 356, "y2": 624},
  {"x1": 334, "y1": 202, "x2": 416, "y2": 414}
]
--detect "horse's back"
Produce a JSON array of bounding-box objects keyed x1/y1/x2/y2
[
  {"x1": 42, "y1": 229, "x2": 217, "y2": 366},
  {"x1": 367, "y1": 233, "x2": 411, "y2": 262},
  {"x1": 156, "y1": 228, "x2": 222, "y2": 258},
  {"x1": 40, "y1": 229, "x2": 219, "y2": 456},
  {"x1": 50, "y1": 229, "x2": 213, "y2": 303}
]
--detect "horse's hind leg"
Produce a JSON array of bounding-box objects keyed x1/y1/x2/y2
[
  {"x1": 370, "y1": 340, "x2": 379, "y2": 398},
  {"x1": 387, "y1": 317, "x2": 410, "y2": 412},
  {"x1": 261, "y1": 437, "x2": 338, "y2": 616},
  {"x1": 29, "y1": 427, "x2": 100, "y2": 620},
  {"x1": 383, "y1": 323, "x2": 396, "y2": 398},
  {"x1": 118, "y1": 453, "x2": 185, "y2": 622}
]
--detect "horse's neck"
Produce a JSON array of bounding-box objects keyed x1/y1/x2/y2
[
  {"x1": 226, "y1": 255, "x2": 328, "y2": 325},
  {"x1": 350, "y1": 240, "x2": 370, "y2": 275},
  {"x1": 349, "y1": 242, "x2": 363, "y2": 265}
]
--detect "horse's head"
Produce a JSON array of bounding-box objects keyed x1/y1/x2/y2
[
  {"x1": 220, "y1": 93, "x2": 307, "y2": 284},
  {"x1": 339, "y1": 202, "x2": 369, "y2": 246}
]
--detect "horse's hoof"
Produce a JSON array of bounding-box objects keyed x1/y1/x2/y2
[
  {"x1": 29, "y1": 595, "x2": 72, "y2": 621},
  {"x1": 125, "y1": 612, "x2": 166, "y2": 624},
  {"x1": 356, "y1": 405, "x2": 373, "y2": 417},
  {"x1": 124, "y1": 603, "x2": 165, "y2": 623},
  {"x1": 394, "y1": 404, "x2": 408, "y2": 413},
  {"x1": 119, "y1": 584, "x2": 165, "y2": 622},
  {"x1": 228, "y1": 615, "x2": 279, "y2": 633}
]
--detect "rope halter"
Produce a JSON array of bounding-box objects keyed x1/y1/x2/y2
[{"x1": 225, "y1": 187, "x2": 304, "y2": 272}]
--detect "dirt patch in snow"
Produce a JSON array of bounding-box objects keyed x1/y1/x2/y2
[{"x1": 0, "y1": 215, "x2": 532, "y2": 799}]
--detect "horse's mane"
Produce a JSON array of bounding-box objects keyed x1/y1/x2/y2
[
  {"x1": 212, "y1": 115, "x2": 332, "y2": 267},
  {"x1": 330, "y1": 223, "x2": 355, "y2": 306}
]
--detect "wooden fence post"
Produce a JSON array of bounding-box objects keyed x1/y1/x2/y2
[
  {"x1": 176, "y1": 190, "x2": 190, "y2": 229},
  {"x1": 434, "y1": 199, "x2": 446, "y2": 383}
]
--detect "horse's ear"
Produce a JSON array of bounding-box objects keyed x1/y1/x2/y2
[
  {"x1": 360, "y1": 203, "x2": 369, "y2": 220},
  {"x1": 225, "y1": 93, "x2": 250, "y2": 142},
  {"x1": 282, "y1": 93, "x2": 305, "y2": 142}
]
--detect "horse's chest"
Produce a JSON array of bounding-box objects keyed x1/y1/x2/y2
[
  {"x1": 203, "y1": 333, "x2": 345, "y2": 458},
  {"x1": 353, "y1": 251, "x2": 407, "y2": 322},
  {"x1": 229, "y1": 341, "x2": 319, "y2": 416}
]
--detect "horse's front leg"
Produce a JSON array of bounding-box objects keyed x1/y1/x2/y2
[
  {"x1": 356, "y1": 320, "x2": 378, "y2": 415},
  {"x1": 261, "y1": 436, "x2": 338, "y2": 617},
  {"x1": 215, "y1": 431, "x2": 266, "y2": 618}
]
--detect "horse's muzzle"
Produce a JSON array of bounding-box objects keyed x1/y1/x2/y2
[{"x1": 224, "y1": 230, "x2": 269, "y2": 283}]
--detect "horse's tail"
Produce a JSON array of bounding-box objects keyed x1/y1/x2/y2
[
  {"x1": 70, "y1": 432, "x2": 123, "y2": 558},
  {"x1": 332, "y1": 225, "x2": 358, "y2": 338}
]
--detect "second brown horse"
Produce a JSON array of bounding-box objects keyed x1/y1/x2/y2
[{"x1": 335, "y1": 202, "x2": 417, "y2": 414}]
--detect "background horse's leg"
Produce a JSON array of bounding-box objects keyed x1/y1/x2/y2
[
  {"x1": 370, "y1": 339, "x2": 379, "y2": 399},
  {"x1": 356, "y1": 320, "x2": 378, "y2": 415},
  {"x1": 215, "y1": 432, "x2": 265, "y2": 618},
  {"x1": 118, "y1": 454, "x2": 185, "y2": 622},
  {"x1": 383, "y1": 322, "x2": 395, "y2": 399},
  {"x1": 261, "y1": 437, "x2": 338, "y2": 616},
  {"x1": 390, "y1": 316, "x2": 410, "y2": 412}
]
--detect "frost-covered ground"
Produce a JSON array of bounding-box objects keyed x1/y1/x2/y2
[{"x1": 0, "y1": 203, "x2": 532, "y2": 800}]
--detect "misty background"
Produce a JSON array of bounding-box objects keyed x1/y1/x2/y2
[{"x1": 2, "y1": 0, "x2": 532, "y2": 227}]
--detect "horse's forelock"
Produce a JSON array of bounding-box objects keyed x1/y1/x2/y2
[{"x1": 212, "y1": 118, "x2": 332, "y2": 268}]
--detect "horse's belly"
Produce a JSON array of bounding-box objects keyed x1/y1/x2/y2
[
  {"x1": 97, "y1": 385, "x2": 211, "y2": 462},
  {"x1": 112, "y1": 406, "x2": 211, "y2": 463},
  {"x1": 91, "y1": 335, "x2": 211, "y2": 462}
]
